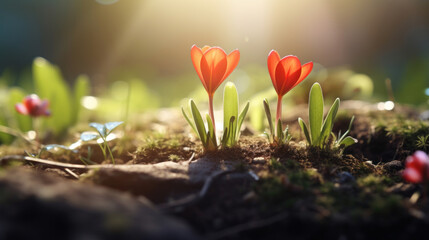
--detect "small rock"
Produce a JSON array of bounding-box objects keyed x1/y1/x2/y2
[
  {"x1": 0, "y1": 168, "x2": 199, "y2": 240},
  {"x1": 83, "y1": 157, "x2": 238, "y2": 203},
  {"x1": 383, "y1": 160, "x2": 403, "y2": 172},
  {"x1": 337, "y1": 171, "x2": 355, "y2": 184}
]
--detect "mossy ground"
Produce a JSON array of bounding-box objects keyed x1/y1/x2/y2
[{"x1": 1, "y1": 103, "x2": 429, "y2": 238}]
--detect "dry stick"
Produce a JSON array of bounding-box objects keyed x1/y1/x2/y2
[
  {"x1": 64, "y1": 168, "x2": 80, "y2": 179},
  {"x1": 0, "y1": 155, "x2": 103, "y2": 169},
  {"x1": 159, "y1": 169, "x2": 259, "y2": 212},
  {"x1": 0, "y1": 152, "x2": 196, "y2": 170},
  {"x1": 158, "y1": 170, "x2": 237, "y2": 211}
]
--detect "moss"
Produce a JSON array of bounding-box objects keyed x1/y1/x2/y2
[
  {"x1": 375, "y1": 118, "x2": 429, "y2": 156},
  {"x1": 168, "y1": 154, "x2": 181, "y2": 162},
  {"x1": 134, "y1": 134, "x2": 196, "y2": 163},
  {"x1": 268, "y1": 158, "x2": 287, "y2": 172},
  {"x1": 254, "y1": 175, "x2": 289, "y2": 205},
  {"x1": 357, "y1": 175, "x2": 390, "y2": 193},
  {"x1": 370, "y1": 194, "x2": 403, "y2": 217},
  {"x1": 289, "y1": 168, "x2": 324, "y2": 189}
]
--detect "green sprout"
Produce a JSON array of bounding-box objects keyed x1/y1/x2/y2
[
  {"x1": 416, "y1": 135, "x2": 429, "y2": 151},
  {"x1": 80, "y1": 121, "x2": 123, "y2": 164},
  {"x1": 263, "y1": 98, "x2": 292, "y2": 145},
  {"x1": 221, "y1": 82, "x2": 250, "y2": 147},
  {"x1": 182, "y1": 82, "x2": 249, "y2": 152},
  {"x1": 298, "y1": 82, "x2": 357, "y2": 149}
]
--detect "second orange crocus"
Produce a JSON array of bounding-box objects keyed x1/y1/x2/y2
[
  {"x1": 267, "y1": 50, "x2": 313, "y2": 124},
  {"x1": 191, "y1": 45, "x2": 240, "y2": 131}
]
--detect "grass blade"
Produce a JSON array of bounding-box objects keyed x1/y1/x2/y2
[
  {"x1": 236, "y1": 101, "x2": 249, "y2": 140},
  {"x1": 338, "y1": 136, "x2": 358, "y2": 148},
  {"x1": 190, "y1": 100, "x2": 207, "y2": 146},
  {"x1": 181, "y1": 106, "x2": 197, "y2": 134},
  {"x1": 206, "y1": 113, "x2": 217, "y2": 146},
  {"x1": 298, "y1": 118, "x2": 311, "y2": 144},
  {"x1": 318, "y1": 98, "x2": 340, "y2": 146},
  {"x1": 263, "y1": 99, "x2": 274, "y2": 136}
]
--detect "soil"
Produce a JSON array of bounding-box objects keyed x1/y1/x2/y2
[{"x1": 1, "y1": 101, "x2": 429, "y2": 239}]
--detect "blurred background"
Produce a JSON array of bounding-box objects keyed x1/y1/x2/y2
[{"x1": 0, "y1": 0, "x2": 428, "y2": 110}]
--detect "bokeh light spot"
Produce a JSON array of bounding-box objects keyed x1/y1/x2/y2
[{"x1": 81, "y1": 96, "x2": 99, "y2": 110}]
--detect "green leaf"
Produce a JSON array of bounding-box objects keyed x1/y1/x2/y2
[
  {"x1": 206, "y1": 113, "x2": 217, "y2": 147},
  {"x1": 105, "y1": 121, "x2": 123, "y2": 133},
  {"x1": 8, "y1": 88, "x2": 32, "y2": 132},
  {"x1": 205, "y1": 129, "x2": 217, "y2": 151},
  {"x1": 298, "y1": 118, "x2": 311, "y2": 144},
  {"x1": 33, "y1": 57, "x2": 72, "y2": 134},
  {"x1": 223, "y1": 82, "x2": 238, "y2": 145},
  {"x1": 72, "y1": 75, "x2": 90, "y2": 125},
  {"x1": 221, "y1": 127, "x2": 229, "y2": 146},
  {"x1": 236, "y1": 101, "x2": 249, "y2": 140},
  {"x1": 338, "y1": 115, "x2": 355, "y2": 143},
  {"x1": 89, "y1": 122, "x2": 107, "y2": 137},
  {"x1": 338, "y1": 136, "x2": 357, "y2": 148},
  {"x1": 190, "y1": 100, "x2": 207, "y2": 147},
  {"x1": 80, "y1": 131, "x2": 99, "y2": 141},
  {"x1": 317, "y1": 98, "x2": 340, "y2": 146},
  {"x1": 227, "y1": 116, "x2": 236, "y2": 147},
  {"x1": 181, "y1": 106, "x2": 197, "y2": 134},
  {"x1": 263, "y1": 99, "x2": 274, "y2": 136},
  {"x1": 309, "y1": 83, "x2": 324, "y2": 146},
  {"x1": 283, "y1": 125, "x2": 292, "y2": 142}
]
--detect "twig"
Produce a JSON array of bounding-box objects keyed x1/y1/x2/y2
[
  {"x1": 0, "y1": 152, "x2": 197, "y2": 171},
  {"x1": 64, "y1": 168, "x2": 80, "y2": 179},
  {"x1": 158, "y1": 170, "x2": 237, "y2": 211},
  {"x1": 0, "y1": 155, "x2": 106, "y2": 169}
]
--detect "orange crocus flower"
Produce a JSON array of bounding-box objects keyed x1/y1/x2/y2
[
  {"x1": 191, "y1": 45, "x2": 240, "y2": 131},
  {"x1": 267, "y1": 50, "x2": 313, "y2": 124}
]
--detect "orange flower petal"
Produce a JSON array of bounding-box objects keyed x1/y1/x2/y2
[
  {"x1": 190, "y1": 45, "x2": 208, "y2": 91},
  {"x1": 275, "y1": 56, "x2": 301, "y2": 96},
  {"x1": 222, "y1": 49, "x2": 240, "y2": 82},
  {"x1": 291, "y1": 61, "x2": 313, "y2": 89},
  {"x1": 201, "y1": 47, "x2": 227, "y2": 94},
  {"x1": 201, "y1": 45, "x2": 211, "y2": 53},
  {"x1": 267, "y1": 50, "x2": 280, "y2": 91}
]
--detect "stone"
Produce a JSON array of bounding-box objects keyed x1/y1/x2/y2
[
  {"x1": 0, "y1": 168, "x2": 200, "y2": 240},
  {"x1": 83, "y1": 157, "x2": 239, "y2": 203},
  {"x1": 383, "y1": 160, "x2": 403, "y2": 172},
  {"x1": 337, "y1": 171, "x2": 355, "y2": 184}
]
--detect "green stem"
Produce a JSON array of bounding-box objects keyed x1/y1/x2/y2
[
  {"x1": 106, "y1": 141, "x2": 115, "y2": 164},
  {"x1": 98, "y1": 142, "x2": 106, "y2": 160},
  {"x1": 276, "y1": 95, "x2": 283, "y2": 131},
  {"x1": 208, "y1": 94, "x2": 216, "y2": 133}
]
